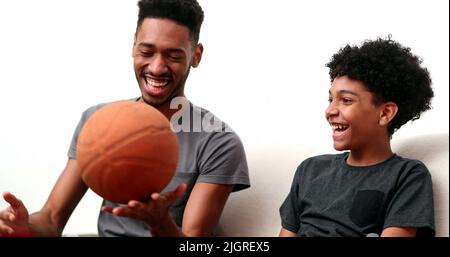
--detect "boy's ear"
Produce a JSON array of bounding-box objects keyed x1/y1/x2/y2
[{"x1": 379, "y1": 102, "x2": 398, "y2": 126}]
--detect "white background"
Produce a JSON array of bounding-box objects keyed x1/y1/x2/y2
[{"x1": 0, "y1": 0, "x2": 448, "y2": 235}]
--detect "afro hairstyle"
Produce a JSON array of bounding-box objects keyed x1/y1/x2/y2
[{"x1": 326, "y1": 36, "x2": 434, "y2": 136}]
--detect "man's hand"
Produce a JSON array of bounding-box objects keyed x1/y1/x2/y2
[
  {"x1": 101, "y1": 183, "x2": 187, "y2": 236},
  {"x1": 0, "y1": 192, "x2": 32, "y2": 236}
]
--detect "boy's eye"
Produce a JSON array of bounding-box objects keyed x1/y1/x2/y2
[{"x1": 342, "y1": 98, "x2": 352, "y2": 104}]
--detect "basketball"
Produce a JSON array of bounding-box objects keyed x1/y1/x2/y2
[{"x1": 76, "y1": 100, "x2": 179, "y2": 204}]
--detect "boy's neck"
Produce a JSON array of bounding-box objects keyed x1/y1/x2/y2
[{"x1": 347, "y1": 139, "x2": 394, "y2": 167}]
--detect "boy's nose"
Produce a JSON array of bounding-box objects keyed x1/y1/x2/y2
[{"x1": 325, "y1": 104, "x2": 339, "y2": 120}]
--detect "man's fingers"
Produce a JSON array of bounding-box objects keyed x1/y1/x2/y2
[
  {"x1": 175, "y1": 183, "x2": 187, "y2": 196},
  {"x1": 0, "y1": 209, "x2": 13, "y2": 220},
  {"x1": 102, "y1": 184, "x2": 187, "y2": 221},
  {"x1": 164, "y1": 183, "x2": 187, "y2": 202},
  {"x1": 102, "y1": 205, "x2": 134, "y2": 217},
  {"x1": 102, "y1": 204, "x2": 144, "y2": 220},
  {"x1": 173, "y1": 183, "x2": 187, "y2": 197},
  {"x1": 3, "y1": 192, "x2": 24, "y2": 209},
  {"x1": 8, "y1": 213, "x2": 16, "y2": 222},
  {"x1": 0, "y1": 224, "x2": 14, "y2": 235},
  {"x1": 128, "y1": 200, "x2": 145, "y2": 209},
  {"x1": 111, "y1": 207, "x2": 139, "y2": 220},
  {"x1": 101, "y1": 206, "x2": 113, "y2": 213},
  {"x1": 150, "y1": 193, "x2": 160, "y2": 200}
]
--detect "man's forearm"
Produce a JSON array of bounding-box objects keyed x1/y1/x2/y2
[
  {"x1": 28, "y1": 211, "x2": 62, "y2": 236},
  {"x1": 147, "y1": 214, "x2": 184, "y2": 237}
]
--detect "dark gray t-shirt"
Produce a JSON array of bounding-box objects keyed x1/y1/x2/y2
[
  {"x1": 280, "y1": 153, "x2": 435, "y2": 237},
  {"x1": 68, "y1": 98, "x2": 250, "y2": 236}
]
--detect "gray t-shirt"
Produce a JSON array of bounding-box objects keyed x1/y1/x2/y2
[
  {"x1": 280, "y1": 153, "x2": 435, "y2": 237},
  {"x1": 68, "y1": 98, "x2": 250, "y2": 236}
]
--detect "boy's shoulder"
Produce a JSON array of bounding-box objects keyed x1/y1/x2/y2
[
  {"x1": 299, "y1": 152, "x2": 347, "y2": 167},
  {"x1": 297, "y1": 153, "x2": 429, "y2": 176},
  {"x1": 392, "y1": 154, "x2": 426, "y2": 166},
  {"x1": 301, "y1": 153, "x2": 426, "y2": 168},
  {"x1": 390, "y1": 154, "x2": 431, "y2": 179}
]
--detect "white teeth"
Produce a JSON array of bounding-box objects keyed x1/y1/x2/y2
[
  {"x1": 145, "y1": 77, "x2": 169, "y2": 88},
  {"x1": 331, "y1": 123, "x2": 348, "y2": 131}
]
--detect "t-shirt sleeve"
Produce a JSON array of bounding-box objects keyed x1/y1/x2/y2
[
  {"x1": 67, "y1": 110, "x2": 88, "y2": 159},
  {"x1": 279, "y1": 166, "x2": 302, "y2": 234},
  {"x1": 383, "y1": 161, "x2": 435, "y2": 237},
  {"x1": 196, "y1": 131, "x2": 250, "y2": 192},
  {"x1": 67, "y1": 104, "x2": 106, "y2": 159}
]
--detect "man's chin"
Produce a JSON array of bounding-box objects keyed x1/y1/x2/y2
[{"x1": 141, "y1": 94, "x2": 170, "y2": 107}]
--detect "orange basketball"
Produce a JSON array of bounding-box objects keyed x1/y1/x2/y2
[{"x1": 76, "y1": 100, "x2": 179, "y2": 204}]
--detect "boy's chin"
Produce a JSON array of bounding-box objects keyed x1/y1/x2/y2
[{"x1": 333, "y1": 143, "x2": 348, "y2": 152}]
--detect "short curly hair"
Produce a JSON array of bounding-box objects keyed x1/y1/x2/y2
[
  {"x1": 136, "y1": 0, "x2": 204, "y2": 43},
  {"x1": 326, "y1": 37, "x2": 434, "y2": 136}
]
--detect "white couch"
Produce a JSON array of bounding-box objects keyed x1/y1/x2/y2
[{"x1": 216, "y1": 133, "x2": 449, "y2": 237}]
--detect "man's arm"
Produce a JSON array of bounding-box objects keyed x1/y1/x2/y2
[
  {"x1": 0, "y1": 159, "x2": 88, "y2": 236},
  {"x1": 381, "y1": 227, "x2": 417, "y2": 237},
  {"x1": 181, "y1": 182, "x2": 233, "y2": 236},
  {"x1": 279, "y1": 228, "x2": 297, "y2": 237}
]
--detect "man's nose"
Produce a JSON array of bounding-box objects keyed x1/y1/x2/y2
[{"x1": 148, "y1": 55, "x2": 169, "y2": 76}]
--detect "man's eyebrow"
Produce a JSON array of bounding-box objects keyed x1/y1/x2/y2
[
  {"x1": 167, "y1": 48, "x2": 185, "y2": 53},
  {"x1": 137, "y1": 42, "x2": 155, "y2": 48},
  {"x1": 137, "y1": 43, "x2": 185, "y2": 53}
]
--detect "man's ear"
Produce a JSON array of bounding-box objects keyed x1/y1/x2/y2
[
  {"x1": 379, "y1": 102, "x2": 398, "y2": 126},
  {"x1": 191, "y1": 43, "x2": 203, "y2": 68}
]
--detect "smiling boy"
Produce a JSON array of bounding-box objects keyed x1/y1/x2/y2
[{"x1": 279, "y1": 37, "x2": 435, "y2": 237}]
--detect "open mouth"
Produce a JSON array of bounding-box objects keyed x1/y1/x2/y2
[
  {"x1": 330, "y1": 122, "x2": 349, "y2": 140},
  {"x1": 330, "y1": 123, "x2": 349, "y2": 133},
  {"x1": 143, "y1": 74, "x2": 171, "y2": 96}
]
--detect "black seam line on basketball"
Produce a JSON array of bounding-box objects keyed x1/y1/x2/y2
[
  {"x1": 80, "y1": 154, "x2": 96, "y2": 176},
  {"x1": 104, "y1": 126, "x2": 174, "y2": 156}
]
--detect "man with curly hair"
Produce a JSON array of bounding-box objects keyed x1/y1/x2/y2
[
  {"x1": 0, "y1": 0, "x2": 250, "y2": 237},
  {"x1": 279, "y1": 37, "x2": 435, "y2": 237}
]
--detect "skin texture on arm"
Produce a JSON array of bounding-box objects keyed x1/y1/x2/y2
[
  {"x1": 102, "y1": 182, "x2": 233, "y2": 237},
  {"x1": 381, "y1": 227, "x2": 417, "y2": 237},
  {"x1": 279, "y1": 228, "x2": 297, "y2": 237},
  {"x1": 0, "y1": 159, "x2": 88, "y2": 236},
  {"x1": 181, "y1": 182, "x2": 233, "y2": 236}
]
